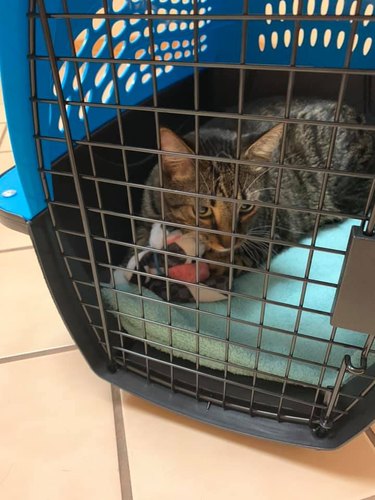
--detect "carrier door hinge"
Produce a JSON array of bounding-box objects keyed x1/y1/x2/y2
[{"x1": 313, "y1": 336, "x2": 374, "y2": 438}]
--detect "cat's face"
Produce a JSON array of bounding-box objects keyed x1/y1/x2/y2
[{"x1": 159, "y1": 126, "x2": 282, "y2": 258}]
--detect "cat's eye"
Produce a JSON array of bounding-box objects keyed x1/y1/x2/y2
[
  {"x1": 240, "y1": 203, "x2": 255, "y2": 213},
  {"x1": 199, "y1": 206, "x2": 212, "y2": 217}
]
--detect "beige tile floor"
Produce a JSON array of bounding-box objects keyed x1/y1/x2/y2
[{"x1": 1, "y1": 86, "x2": 375, "y2": 500}]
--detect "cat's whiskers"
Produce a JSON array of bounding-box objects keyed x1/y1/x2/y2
[
  {"x1": 240, "y1": 239, "x2": 272, "y2": 265},
  {"x1": 247, "y1": 224, "x2": 307, "y2": 236},
  {"x1": 239, "y1": 234, "x2": 278, "y2": 258},
  {"x1": 246, "y1": 243, "x2": 277, "y2": 260},
  {"x1": 138, "y1": 99, "x2": 372, "y2": 286},
  {"x1": 241, "y1": 243, "x2": 256, "y2": 264}
]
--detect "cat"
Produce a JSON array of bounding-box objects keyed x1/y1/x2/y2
[{"x1": 135, "y1": 97, "x2": 375, "y2": 277}]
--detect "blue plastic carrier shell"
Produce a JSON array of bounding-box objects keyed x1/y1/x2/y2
[{"x1": 1, "y1": 0, "x2": 375, "y2": 221}]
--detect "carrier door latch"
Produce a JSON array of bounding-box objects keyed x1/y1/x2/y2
[
  {"x1": 315, "y1": 221, "x2": 375, "y2": 438},
  {"x1": 314, "y1": 336, "x2": 373, "y2": 438},
  {"x1": 331, "y1": 225, "x2": 375, "y2": 335}
]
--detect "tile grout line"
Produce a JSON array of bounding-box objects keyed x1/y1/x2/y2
[
  {"x1": 0, "y1": 344, "x2": 77, "y2": 364},
  {"x1": 365, "y1": 428, "x2": 375, "y2": 448},
  {"x1": 0, "y1": 245, "x2": 34, "y2": 254},
  {"x1": 111, "y1": 385, "x2": 133, "y2": 500},
  {"x1": 0, "y1": 125, "x2": 7, "y2": 147}
]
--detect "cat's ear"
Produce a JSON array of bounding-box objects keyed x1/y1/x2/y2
[
  {"x1": 243, "y1": 123, "x2": 284, "y2": 162},
  {"x1": 160, "y1": 128, "x2": 194, "y2": 182}
]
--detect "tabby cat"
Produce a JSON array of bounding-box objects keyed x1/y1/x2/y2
[{"x1": 136, "y1": 97, "x2": 375, "y2": 276}]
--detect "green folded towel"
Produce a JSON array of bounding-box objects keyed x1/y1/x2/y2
[{"x1": 103, "y1": 219, "x2": 374, "y2": 388}]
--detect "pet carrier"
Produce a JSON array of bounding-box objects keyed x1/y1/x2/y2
[{"x1": 0, "y1": 0, "x2": 374, "y2": 449}]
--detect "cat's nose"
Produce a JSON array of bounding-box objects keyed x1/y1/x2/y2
[{"x1": 219, "y1": 234, "x2": 234, "y2": 248}]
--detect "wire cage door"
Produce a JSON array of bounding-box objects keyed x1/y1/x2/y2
[{"x1": 22, "y1": 0, "x2": 375, "y2": 448}]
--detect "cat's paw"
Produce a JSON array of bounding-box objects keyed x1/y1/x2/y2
[
  {"x1": 149, "y1": 223, "x2": 164, "y2": 249},
  {"x1": 113, "y1": 268, "x2": 129, "y2": 286}
]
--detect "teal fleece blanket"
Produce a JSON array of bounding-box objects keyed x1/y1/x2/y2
[{"x1": 103, "y1": 220, "x2": 374, "y2": 388}]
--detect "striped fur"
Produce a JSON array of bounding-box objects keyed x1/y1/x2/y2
[{"x1": 137, "y1": 97, "x2": 375, "y2": 276}]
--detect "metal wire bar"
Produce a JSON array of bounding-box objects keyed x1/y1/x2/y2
[
  {"x1": 145, "y1": 0, "x2": 174, "y2": 386},
  {"x1": 319, "y1": 337, "x2": 374, "y2": 429},
  {"x1": 104, "y1": 270, "x2": 333, "y2": 319},
  {"x1": 30, "y1": 53, "x2": 375, "y2": 77},
  {"x1": 192, "y1": 0, "x2": 201, "y2": 398},
  {"x1": 32, "y1": 12, "x2": 375, "y2": 22},
  {"x1": 61, "y1": 0, "x2": 127, "y2": 363},
  {"x1": 333, "y1": 380, "x2": 375, "y2": 422},
  {"x1": 84, "y1": 316, "x2": 365, "y2": 394},
  {"x1": 223, "y1": 0, "x2": 249, "y2": 405},
  {"x1": 54, "y1": 221, "x2": 349, "y2": 272},
  {"x1": 36, "y1": 0, "x2": 114, "y2": 363},
  {"x1": 87, "y1": 332, "x2": 364, "y2": 409},
  {"x1": 118, "y1": 360, "x2": 321, "y2": 422},
  {"x1": 277, "y1": 0, "x2": 364, "y2": 419},
  {"x1": 89, "y1": 237, "x2": 343, "y2": 285},
  {"x1": 103, "y1": 0, "x2": 147, "y2": 368},
  {"x1": 29, "y1": 2, "x2": 70, "y2": 267},
  {"x1": 32, "y1": 96, "x2": 375, "y2": 133},
  {"x1": 30, "y1": 2, "x2": 107, "y2": 352},
  {"x1": 102, "y1": 335, "x2": 357, "y2": 404},
  {"x1": 69, "y1": 247, "x2": 346, "y2": 285},
  {"x1": 37, "y1": 135, "x2": 375, "y2": 182},
  {"x1": 307, "y1": 327, "x2": 339, "y2": 426},
  {"x1": 250, "y1": 0, "x2": 302, "y2": 412},
  {"x1": 363, "y1": 179, "x2": 375, "y2": 234},
  {"x1": 65, "y1": 246, "x2": 346, "y2": 300},
  {"x1": 365, "y1": 204, "x2": 375, "y2": 234},
  {"x1": 85, "y1": 282, "x2": 346, "y2": 344},
  {"x1": 31, "y1": 0, "x2": 375, "y2": 436},
  {"x1": 46, "y1": 174, "x2": 369, "y2": 223},
  {"x1": 98, "y1": 309, "x2": 371, "y2": 379},
  {"x1": 87, "y1": 294, "x2": 374, "y2": 379},
  {"x1": 332, "y1": 335, "x2": 375, "y2": 424}
]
